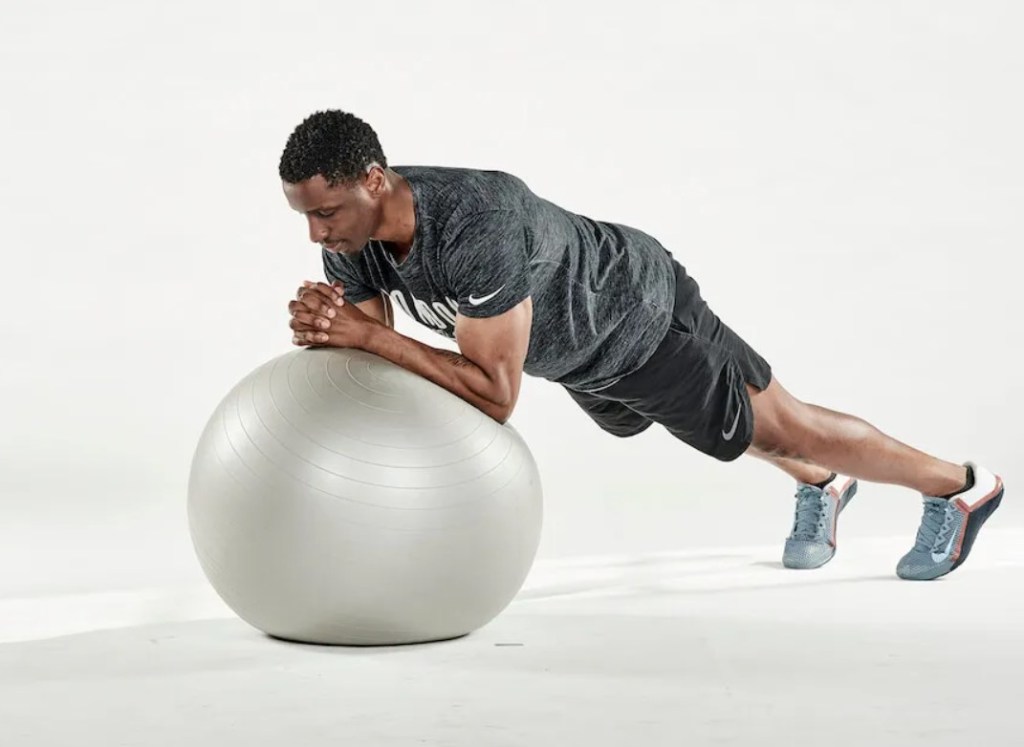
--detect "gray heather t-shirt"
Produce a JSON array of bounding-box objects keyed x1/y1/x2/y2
[{"x1": 323, "y1": 166, "x2": 676, "y2": 392}]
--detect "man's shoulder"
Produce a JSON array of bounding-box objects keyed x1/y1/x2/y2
[
  {"x1": 398, "y1": 165, "x2": 531, "y2": 234},
  {"x1": 395, "y1": 165, "x2": 526, "y2": 200},
  {"x1": 394, "y1": 164, "x2": 522, "y2": 182}
]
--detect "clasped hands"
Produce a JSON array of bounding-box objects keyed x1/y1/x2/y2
[{"x1": 288, "y1": 280, "x2": 377, "y2": 349}]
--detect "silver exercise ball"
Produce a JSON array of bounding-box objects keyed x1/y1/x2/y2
[{"x1": 187, "y1": 346, "x2": 543, "y2": 646}]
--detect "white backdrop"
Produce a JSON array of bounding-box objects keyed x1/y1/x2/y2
[{"x1": 1, "y1": 0, "x2": 1021, "y2": 598}]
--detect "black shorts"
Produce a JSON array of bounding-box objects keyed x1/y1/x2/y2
[{"x1": 564, "y1": 261, "x2": 772, "y2": 462}]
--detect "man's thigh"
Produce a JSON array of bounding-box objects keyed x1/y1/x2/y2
[
  {"x1": 562, "y1": 386, "x2": 654, "y2": 438},
  {"x1": 598, "y1": 262, "x2": 774, "y2": 461}
]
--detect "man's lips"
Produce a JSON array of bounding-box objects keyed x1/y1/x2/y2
[{"x1": 322, "y1": 240, "x2": 344, "y2": 252}]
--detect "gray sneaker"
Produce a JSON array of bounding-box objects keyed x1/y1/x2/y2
[
  {"x1": 897, "y1": 461, "x2": 1004, "y2": 580},
  {"x1": 783, "y1": 474, "x2": 858, "y2": 569}
]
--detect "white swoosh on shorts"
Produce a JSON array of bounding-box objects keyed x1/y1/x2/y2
[
  {"x1": 722, "y1": 408, "x2": 742, "y2": 441},
  {"x1": 468, "y1": 286, "x2": 505, "y2": 306}
]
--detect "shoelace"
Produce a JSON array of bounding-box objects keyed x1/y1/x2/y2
[
  {"x1": 911, "y1": 498, "x2": 956, "y2": 552},
  {"x1": 790, "y1": 485, "x2": 829, "y2": 541}
]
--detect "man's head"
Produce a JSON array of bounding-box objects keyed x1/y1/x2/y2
[{"x1": 280, "y1": 110, "x2": 388, "y2": 256}]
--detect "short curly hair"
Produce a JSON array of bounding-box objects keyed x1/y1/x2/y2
[{"x1": 279, "y1": 110, "x2": 388, "y2": 186}]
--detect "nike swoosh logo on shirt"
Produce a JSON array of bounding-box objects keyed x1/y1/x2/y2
[
  {"x1": 722, "y1": 408, "x2": 742, "y2": 441},
  {"x1": 931, "y1": 531, "x2": 958, "y2": 563},
  {"x1": 468, "y1": 286, "x2": 505, "y2": 306}
]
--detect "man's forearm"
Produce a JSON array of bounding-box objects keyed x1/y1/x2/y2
[{"x1": 360, "y1": 325, "x2": 513, "y2": 423}]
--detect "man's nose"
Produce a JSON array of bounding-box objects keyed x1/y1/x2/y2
[{"x1": 307, "y1": 217, "x2": 328, "y2": 244}]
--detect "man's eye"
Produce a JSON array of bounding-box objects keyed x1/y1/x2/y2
[{"x1": 316, "y1": 210, "x2": 336, "y2": 218}]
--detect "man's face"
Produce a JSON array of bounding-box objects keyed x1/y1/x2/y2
[{"x1": 283, "y1": 173, "x2": 380, "y2": 257}]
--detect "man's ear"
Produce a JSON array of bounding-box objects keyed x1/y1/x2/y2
[{"x1": 364, "y1": 164, "x2": 387, "y2": 197}]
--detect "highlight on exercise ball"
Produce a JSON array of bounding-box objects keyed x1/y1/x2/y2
[{"x1": 187, "y1": 346, "x2": 543, "y2": 646}]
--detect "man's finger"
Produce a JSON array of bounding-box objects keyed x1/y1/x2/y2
[
  {"x1": 288, "y1": 299, "x2": 332, "y2": 318},
  {"x1": 299, "y1": 288, "x2": 338, "y2": 316},
  {"x1": 289, "y1": 312, "x2": 331, "y2": 331},
  {"x1": 291, "y1": 335, "x2": 327, "y2": 346},
  {"x1": 292, "y1": 291, "x2": 337, "y2": 318},
  {"x1": 287, "y1": 303, "x2": 331, "y2": 326},
  {"x1": 294, "y1": 329, "x2": 330, "y2": 344},
  {"x1": 312, "y1": 281, "x2": 345, "y2": 306}
]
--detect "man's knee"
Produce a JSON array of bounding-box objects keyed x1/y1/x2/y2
[{"x1": 746, "y1": 379, "x2": 819, "y2": 460}]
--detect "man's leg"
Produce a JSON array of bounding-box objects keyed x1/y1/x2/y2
[
  {"x1": 746, "y1": 445, "x2": 832, "y2": 485},
  {"x1": 745, "y1": 376, "x2": 968, "y2": 496},
  {"x1": 598, "y1": 254, "x2": 1000, "y2": 577},
  {"x1": 743, "y1": 376, "x2": 1011, "y2": 577},
  {"x1": 561, "y1": 385, "x2": 654, "y2": 438}
]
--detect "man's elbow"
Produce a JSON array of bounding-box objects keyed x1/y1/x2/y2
[
  {"x1": 489, "y1": 386, "x2": 518, "y2": 424},
  {"x1": 471, "y1": 362, "x2": 522, "y2": 424}
]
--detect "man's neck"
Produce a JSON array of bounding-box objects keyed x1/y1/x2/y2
[{"x1": 373, "y1": 169, "x2": 416, "y2": 261}]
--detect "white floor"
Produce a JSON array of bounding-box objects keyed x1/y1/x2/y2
[{"x1": 2, "y1": 529, "x2": 1022, "y2": 746}]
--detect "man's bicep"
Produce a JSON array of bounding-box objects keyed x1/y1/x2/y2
[{"x1": 454, "y1": 297, "x2": 532, "y2": 409}]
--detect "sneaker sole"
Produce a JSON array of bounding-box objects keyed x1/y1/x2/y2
[{"x1": 782, "y1": 547, "x2": 835, "y2": 570}]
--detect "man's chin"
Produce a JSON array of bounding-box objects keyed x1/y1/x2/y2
[{"x1": 323, "y1": 244, "x2": 361, "y2": 258}]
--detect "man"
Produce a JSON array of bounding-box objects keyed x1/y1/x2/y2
[{"x1": 281, "y1": 109, "x2": 1003, "y2": 580}]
